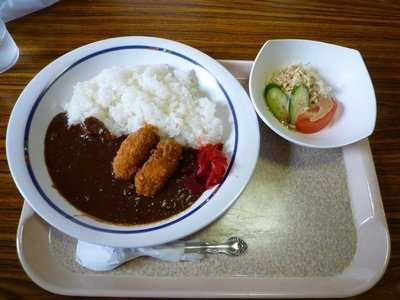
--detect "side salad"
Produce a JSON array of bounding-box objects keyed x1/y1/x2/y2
[{"x1": 264, "y1": 64, "x2": 337, "y2": 134}]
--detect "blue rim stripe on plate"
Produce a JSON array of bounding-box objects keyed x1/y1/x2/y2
[{"x1": 24, "y1": 45, "x2": 238, "y2": 234}]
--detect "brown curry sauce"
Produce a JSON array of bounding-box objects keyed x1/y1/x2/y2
[{"x1": 44, "y1": 113, "x2": 201, "y2": 225}]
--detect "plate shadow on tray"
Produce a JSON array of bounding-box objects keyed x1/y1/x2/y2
[
  {"x1": 259, "y1": 121, "x2": 343, "y2": 169},
  {"x1": 259, "y1": 121, "x2": 291, "y2": 165}
]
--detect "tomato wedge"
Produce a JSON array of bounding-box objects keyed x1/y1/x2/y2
[{"x1": 295, "y1": 98, "x2": 337, "y2": 134}]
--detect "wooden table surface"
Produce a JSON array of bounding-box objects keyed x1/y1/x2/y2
[{"x1": 1, "y1": 0, "x2": 399, "y2": 299}]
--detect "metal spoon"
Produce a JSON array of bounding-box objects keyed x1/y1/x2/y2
[
  {"x1": 75, "y1": 236, "x2": 248, "y2": 271},
  {"x1": 184, "y1": 237, "x2": 248, "y2": 256}
]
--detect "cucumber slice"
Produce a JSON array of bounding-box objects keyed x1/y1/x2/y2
[
  {"x1": 264, "y1": 84, "x2": 289, "y2": 123},
  {"x1": 289, "y1": 84, "x2": 310, "y2": 124}
]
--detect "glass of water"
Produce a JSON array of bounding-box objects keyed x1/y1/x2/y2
[{"x1": 0, "y1": 18, "x2": 19, "y2": 73}]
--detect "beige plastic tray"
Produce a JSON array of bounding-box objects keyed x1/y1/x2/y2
[{"x1": 16, "y1": 60, "x2": 390, "y2": 298}]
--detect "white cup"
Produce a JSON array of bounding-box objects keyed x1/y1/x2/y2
[{"x1": 0, "y1": 18, "x2": 19, "y2": 73}]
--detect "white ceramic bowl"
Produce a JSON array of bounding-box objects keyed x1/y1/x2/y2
[
  {"x1": 7, "y1": 36, "x2": 260, "y2": 247},
  {"x1": 249, "y1": 39, "x2": 376, "y2": 148}
]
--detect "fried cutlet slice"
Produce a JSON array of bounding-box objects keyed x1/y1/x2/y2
[
  {"x1": 112, "y1": 124, "x2": 159, "y2": 180},
  {"x1": 135, "y1": 139, "x2": 183, "y2": 197}
]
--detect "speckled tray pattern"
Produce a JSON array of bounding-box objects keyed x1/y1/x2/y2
[
  {"x1": 17, "y1": 60, "x2": 389, "y2": 298},
  {"x1": 49, "y1": 122, "x2": 356, "y2": 278}
]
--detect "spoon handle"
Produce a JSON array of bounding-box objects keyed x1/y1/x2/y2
[
  {"x1": 184, "y1": 242, "x2": 228, "y2": 254},
  {"x1": 183, "y1": 237, "x2": 247, "y2": 256}
]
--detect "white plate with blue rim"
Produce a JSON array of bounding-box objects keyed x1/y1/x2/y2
[{"x1": 6, "y1": 36, "x2": 260, "y2": 248}]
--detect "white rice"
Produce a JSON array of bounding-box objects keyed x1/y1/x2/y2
[{"x1": 65, "y1": 64, "x2": 223, "y2": 147}]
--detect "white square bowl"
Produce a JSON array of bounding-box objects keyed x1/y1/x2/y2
[{"x1": 249, "y1": 39, "x2": 376, "y2": 148}]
